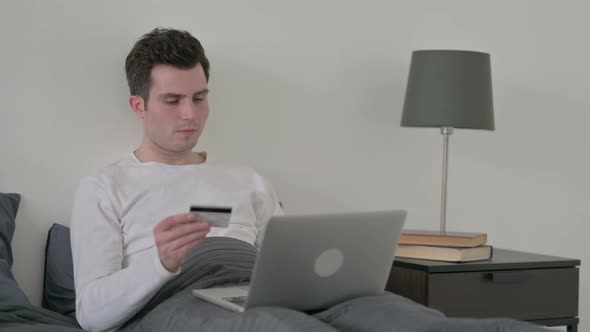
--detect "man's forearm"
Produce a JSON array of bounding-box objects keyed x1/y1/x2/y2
[{"x1": 75, "y1": 247, "x2": 175, "y2": 332}]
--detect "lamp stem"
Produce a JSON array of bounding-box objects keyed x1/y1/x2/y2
[{"x1": 440, "y1": 127, "x2": 453, "y2": 233}]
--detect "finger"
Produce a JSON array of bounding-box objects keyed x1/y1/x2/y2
[
  {"x1": 166, "y1": 229, "x2": 209, "y2": 254},
  {"x1": 156, "y1": 221, "x2": 210, "y2": 245},
  {"x1": 173, "y1": 237, "x2": 208, "y2": 259},
  {"x1": 163, "y1": 236, "x2": 207, "y2": 265},
  {"x1": 154, "y1": 214, "x2": 208, "y2": 233},
  {"x1": 156, "y1": 213, "x2": 197, "y2": 232},
  {"x1": 169, "y1": 229, "x2": 210, "y2": 251}
]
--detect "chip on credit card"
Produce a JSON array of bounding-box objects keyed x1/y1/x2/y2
[{"x1": 190, "y1": 205, "x2": 232, "y2": 228}]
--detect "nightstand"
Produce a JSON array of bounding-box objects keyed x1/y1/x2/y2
[{"x1": 386, "y1": 248, "x2": 580, "y2": 331}]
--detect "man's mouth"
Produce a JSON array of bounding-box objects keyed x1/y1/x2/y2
[{"x1": 177, "y1": 129, "x2": 197, "y2": 136}]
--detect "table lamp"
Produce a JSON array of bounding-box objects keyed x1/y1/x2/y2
[{"x1": 401, "y1": 50, "x2": 494, "y2": 233}]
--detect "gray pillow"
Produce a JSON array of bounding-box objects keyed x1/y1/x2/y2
[
  {"x1": 42, "y1": 223, "x2": 76, "y2": 319},
  {"x1": 0, "y1": 192, "x2": 31, "y2": 306}
]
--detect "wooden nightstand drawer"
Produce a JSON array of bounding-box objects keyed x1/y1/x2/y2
[
  {"x1": 428, "y1": 267, "x2": 579, "y2": 320},
  {"x1": 388, "y1": 249, "x2": 581, "y2": 330}
]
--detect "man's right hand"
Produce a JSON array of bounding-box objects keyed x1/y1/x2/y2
[{"x1": 153, "y1": 212, "x2": 211, "y2": 273}]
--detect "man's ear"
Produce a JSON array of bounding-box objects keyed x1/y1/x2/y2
[{"x1": 129, "y1": 95, "x2": 146, "y2": 119}]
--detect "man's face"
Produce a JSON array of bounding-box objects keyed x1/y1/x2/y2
[{"x1": 138, "y1": 63, "x2": 209, "y2": 154}]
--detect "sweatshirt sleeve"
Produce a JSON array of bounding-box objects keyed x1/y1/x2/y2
[
  {"x1": 252, "y1": 173, "x2": 284, "y2": 249},
  {"x1": 70, "y1": 177, "x2": 177, "y2": 332}
]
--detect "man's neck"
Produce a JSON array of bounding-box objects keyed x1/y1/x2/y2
[{"x1": 133, "y1": 146, "x2": 206, "y2": 165}]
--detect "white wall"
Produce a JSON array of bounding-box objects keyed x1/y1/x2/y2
[{"x1": 1, "y1": 1, "x2": 587, "y2": 330}]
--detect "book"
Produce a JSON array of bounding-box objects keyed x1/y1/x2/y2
[
  {"x1": 395, "y1": 244, "x2": 493, "y2": 263},
  {"x1": 399, "y1": 229, "x2": 487, "y2": 248}
]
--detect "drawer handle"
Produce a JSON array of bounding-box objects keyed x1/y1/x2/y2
[{"x1": 486, "y1": 271, "x2": 528, "y2": 284}]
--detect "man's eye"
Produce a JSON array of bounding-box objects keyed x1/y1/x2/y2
[
  {"x1": 193, "y1": 98, "x2": 204, "y2": 103},
  {"x1": 165, "y1": 100, "x2": 179, "y2": 105}
]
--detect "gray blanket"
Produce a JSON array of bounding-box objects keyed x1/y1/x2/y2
[
  {"x1": 119, "y1": 237, "x2": 548, "y2": 332},
  {"x1": 0, "y1": 237, "x2": 549, "y2": 331},
  {"x1": 0, "y1": 304, "x2": 81, "y2": 331}
]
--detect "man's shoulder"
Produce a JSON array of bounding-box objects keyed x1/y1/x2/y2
[
  {"x1": 79, "y1": 154, "x2": 136, "y2": 186},
  {"x1": 209, "y1": 162, "x2": 274, "y2": 191},
  {"x1": 208, "y1": 161, "x2": 265, "y2": 179},
  {"x1": 96, "y1": 154, "x2": 136, "y2": 177},
  {"x1": 208, "y1": 161, "x2": 256, "y2": 173}
]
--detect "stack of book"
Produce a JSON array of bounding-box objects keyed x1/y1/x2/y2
[{"x1": 395, "y1": 230, "x2": 493, "y2": 263}]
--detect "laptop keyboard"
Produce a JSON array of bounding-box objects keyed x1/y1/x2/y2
[{"x1": 223, "y1": 296, "x2": 248, "y2": 307}]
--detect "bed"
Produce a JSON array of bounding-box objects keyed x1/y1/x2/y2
[{"x1": 0, "y1": 193, "x2": 549, "y2": 331}]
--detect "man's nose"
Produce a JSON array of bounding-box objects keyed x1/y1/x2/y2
[{"x1": 180, "y1": 101, "x2": 196, "y2": 120}]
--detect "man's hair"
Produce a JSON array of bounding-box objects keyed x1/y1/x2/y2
[{"x1": 125, "y1": 27, "x2": 210, "y2": 102}]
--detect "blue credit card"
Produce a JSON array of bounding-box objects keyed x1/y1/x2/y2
[{"x1": 190, "y1": 205, "x2": 232, "y2": 228}]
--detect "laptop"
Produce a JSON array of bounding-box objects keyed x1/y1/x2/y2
[{"x1": 192, "y1": 210, "x2": 407, "y2": 312}]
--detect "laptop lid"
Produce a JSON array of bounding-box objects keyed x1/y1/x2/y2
[{"x1": 246, "y1": 210, "x2": 407, "y2": 311}]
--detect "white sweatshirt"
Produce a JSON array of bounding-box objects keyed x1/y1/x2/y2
[{"x1": 70, "y1": 152, "x2": 283, "y2": 332}]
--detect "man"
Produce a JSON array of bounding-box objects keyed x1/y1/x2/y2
[
  {"x1": 70, "y1": 28, "x2": 283, "y2": 331},
  {"x1": 71, "y1": 28, "x2": 546, "y2": 332}
]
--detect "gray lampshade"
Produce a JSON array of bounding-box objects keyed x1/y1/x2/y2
[{"x1": 401, "y1": 50, "x2": 495, "y2": 130}]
